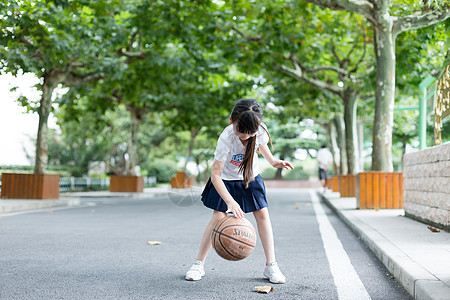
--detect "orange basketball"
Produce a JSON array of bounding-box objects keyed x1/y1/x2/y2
[{"x1": 211, "y1": 216, "x2": 257, "y2": 261}]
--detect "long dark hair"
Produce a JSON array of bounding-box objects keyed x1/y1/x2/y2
[{"x1": 230, "y1": 99, "x2": 271, "y2": 188}]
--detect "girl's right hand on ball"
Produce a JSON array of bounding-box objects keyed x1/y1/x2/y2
[{"x1": 226, "y1": 201, "x2": 245, "y2": 218}]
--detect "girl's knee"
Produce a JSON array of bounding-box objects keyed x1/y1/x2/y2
[
  {"x1": 212, "y1": 210, "x2": 227, "y2": 220},
  {"x1": 253, "y1": 207, "x2": 270, "y2": 222}
]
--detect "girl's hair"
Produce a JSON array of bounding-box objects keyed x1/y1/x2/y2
[{"x1": 230, "y1": 99, "x2": 272, "y2": 188}]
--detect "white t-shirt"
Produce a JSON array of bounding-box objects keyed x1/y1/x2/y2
[
  {"x1": 317, "y1": 148, "x2": 333, "y2": 169},
  {"x1": 214, "y1": 124, "x2": 269, "y2": 180}
]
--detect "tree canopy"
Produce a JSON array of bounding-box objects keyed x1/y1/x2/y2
[{"x1": 1, "y1": 0, "x2": 449, "y2": 179}]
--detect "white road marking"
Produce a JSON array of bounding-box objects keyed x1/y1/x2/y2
[{"x1": 310, "y1": 191, "x2": 371, "y2": 300}]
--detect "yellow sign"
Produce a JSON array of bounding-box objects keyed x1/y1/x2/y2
[{"x1": 435, "y1": 63, "x2": 450, "y2": 145}]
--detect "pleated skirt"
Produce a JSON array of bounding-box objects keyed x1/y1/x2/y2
[{"x1": 201, "y1": 174, "x2": 268, "y2": 213}]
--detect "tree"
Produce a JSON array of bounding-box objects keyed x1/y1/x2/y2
[
  {"x1": 0, "y1": 0, "x2": 119, "y2": 174},
  {"x1": 223, "y1": 1, "x2": 374, "y2": 174},
  {"x1": 305, "y1": 0, "x2": 450, "y2": 171},
  {"x1": 263, "y1": 72, "x2": 345, "y2": 174}
]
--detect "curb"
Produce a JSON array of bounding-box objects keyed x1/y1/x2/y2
[
  {"x1": 319, "y1": 192, "x2": 450, "y2": 300},
  {"x1": 0, "y1": 190, "x2": 173, "y2": 215},
  {"x1": 0, "y1": 198, "x2": 81, "y2": 215},
  {"x1": 60, "y1": 192, "x2": 170, "y2": 199}
]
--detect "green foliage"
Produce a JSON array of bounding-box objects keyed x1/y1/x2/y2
[
  {"x1": 146, "y1": 159, "x2": 177, "y2": 183},
  {"x1": 0, "y1": 165, "x2": 71, "y2": 177},
  {"x1": 3, "y1": 0, "x2": 449, "y2": 177}
]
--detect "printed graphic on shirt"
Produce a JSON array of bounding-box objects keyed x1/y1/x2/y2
[{"x1": 230, "y1": 154, "x2": 244, "y2": 166}]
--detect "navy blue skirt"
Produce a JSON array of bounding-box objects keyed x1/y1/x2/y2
[{"x1": 201, "y1": 174, "x2": 268, "y2": 213}]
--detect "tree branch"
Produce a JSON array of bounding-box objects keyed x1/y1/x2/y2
[
  {"x1": 393, "y1": 7, "x2": 450, "y2": 36},
  {"x1": 304, "y1": 0, "x2": 376, "y2": 23},
  {"x1": 289, "y1": 52, "x2": 348, "y2": 77},
  {"x1": 117, "y1": 48, "x2": 148, "y2": 62},
  {"x1": 231, "y1": 26, "x2": 263, "y2": 43},
  {"x1": 273, "y1": 61, "x2": 344, "y2": 96},
  {"x1": 63, "y1": 72, "x2": 104, "y2": 87},
  {"x1": 19, "y1": 37, "x2": 46, "y2": 63},
  {"x1": 308, "y1": 65, "x2": 350, "y2": 75},
  {"x1": 331, "y1": 44, "x2": 342, "y2": 64},
  {"x1": 348, "y1": 26, "x2": 367, "y2": 74}
]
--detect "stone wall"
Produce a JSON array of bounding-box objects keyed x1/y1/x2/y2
[{"x1": 403, "y1": 143, "x2": 450, "y2": 231}]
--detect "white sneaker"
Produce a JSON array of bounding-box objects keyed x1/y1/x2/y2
[
  {"x1": 263, "y1": 262, "x2": 286, "y2": 284},
  {"x1": 185, "y1": 260, "x2": 205, "y2": 281}
]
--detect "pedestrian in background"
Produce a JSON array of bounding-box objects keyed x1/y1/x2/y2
[
  {"x1": 317, "y1": 144, "x2": 333, "y2": 193},
  {"x1": 185, "y1": 99, "x2": 293, "y2": 283}
]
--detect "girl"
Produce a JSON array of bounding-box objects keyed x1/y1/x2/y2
[{"x1": 185, "y1": 99, "x2": 293, "y2": 283}]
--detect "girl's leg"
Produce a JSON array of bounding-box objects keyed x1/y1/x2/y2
[
  {"x1": 195, "y1": 210, "x2": 227, "y2": 264},
  {"x1": 253, "y1": 207, "x2": 276, "y2": 265}
]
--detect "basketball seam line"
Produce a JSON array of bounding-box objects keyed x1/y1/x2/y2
[
  {"x1": 212, "y1": 229, "x2": 256, "y2": 248},
  {"x1": 214, "y1": 229, "x2": 242, "y2": 260},
  {"x1": 213, "y1": 217, "x2": 230, "y2": 252},
  {"x1": 219, "y1": 225, "x2": 257, "y2": 245}
]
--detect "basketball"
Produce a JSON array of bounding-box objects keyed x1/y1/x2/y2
[{"x1": 211, "y1": 216, "x2": 257, "y2": 261}]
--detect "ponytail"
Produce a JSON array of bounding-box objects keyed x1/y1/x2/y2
[{"x1": 239, "y1": 136, "x2": 257, "y2": 188}]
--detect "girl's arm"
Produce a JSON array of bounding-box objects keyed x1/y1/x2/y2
[
  {"x1": 259, "y1": 144, "x2": 294, "y2": 170},
  {"x1": 210, "y1": 159, "x2": 245, "y2": 218}
]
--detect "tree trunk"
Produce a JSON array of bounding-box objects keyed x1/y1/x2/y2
[
  {"x1": 343, "y1": 89, "x2": 359, "y2": 174},
  {"x1": 204, "y1": 160, "x2": 210, "y2": 182},
  {"x1": 372, "y1": 21, "x2": 395, "y2": 171},
  {"x1": 326, "y1": 121, "x2": 340, "y2": 176},
  {"x1": 34, "y1": 72, "x2": 62, "y2": 174},
  {"x1": 126, "y1": 107, "x2": 144, "y2": 176},
  {"x1": 184, "y1": 128, "x2": 201, "y2": 171},
  {"x1": 399, "y1": 139, "x2": 407, "y2": 172},
  {"x1": 334, "y1": 115, "x2": 348, "y2": 175},
  {"x1": 195, "y1": 157, "x2": 202, "y2": 183},
  {"x1": 358, "y1": 121, "x2": 365, "y2": 171}
]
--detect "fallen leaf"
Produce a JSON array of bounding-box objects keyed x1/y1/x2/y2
[
  {"x1": 254, "y1": 286, "x2": 273, "y2": 294},
  {"x1": 294, "y1": 205, "x2": 300, "y2": 209},
  {"x1": 147, "y1": 241, "x2": 162, "y2": 245},
  {"x1": 46, "y1": 210, "x2": 55, "y2": 213},
  {"x1": 427, "y1": 226, "x2": 440, "y2": 233},
  {"x1": 390, "y1": 275, "x2": 395, "y2": 279}
]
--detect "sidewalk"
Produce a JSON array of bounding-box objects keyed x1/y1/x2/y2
[
  {"x1": 0, "y1": 186, "x2": 171, "y2": 215},
  {"x1": 320, "y1": 191, "x2": 450, "y2": 300}
]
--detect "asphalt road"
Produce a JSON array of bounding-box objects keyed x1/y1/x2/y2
[{"x1": 0, "y1": 188, "x2": 412, "y2": 299}]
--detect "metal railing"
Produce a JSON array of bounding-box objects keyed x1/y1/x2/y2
[{"x1": 59, "y1": 176, "x2": 156, "y2": 192}]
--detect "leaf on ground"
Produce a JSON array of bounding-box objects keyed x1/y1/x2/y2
[
  {"x1": 294, "y1": 205, "x2": 300, "y2": 209},
  {"x1": 46, "y1": 210, "x2": 55, "y2": 213},
  {"x1": 254, "y1": 286, "x2": 273, "y2": 293},
  {"x1": 147, "y1": 241, "x2": 162, "y2": 245},
  {"x1": 427, "y1": 226, "x2": 440, "y2": 233}
]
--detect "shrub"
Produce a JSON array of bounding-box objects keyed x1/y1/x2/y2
[{"x1": 146, "y1": 159, "x2": 178, "y2": 183}]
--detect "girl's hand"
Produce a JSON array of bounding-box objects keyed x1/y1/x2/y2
[
  {"x1": 272, "y1": 160, "x2": 294, "y2": 170},
  {"x1": 226, "y1": 200, "x2": 245, "y2": 218}
]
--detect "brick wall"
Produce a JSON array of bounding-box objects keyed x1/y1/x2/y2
[{"x1": 403, "y1": 143, "x2": 450, "y2": 230}]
